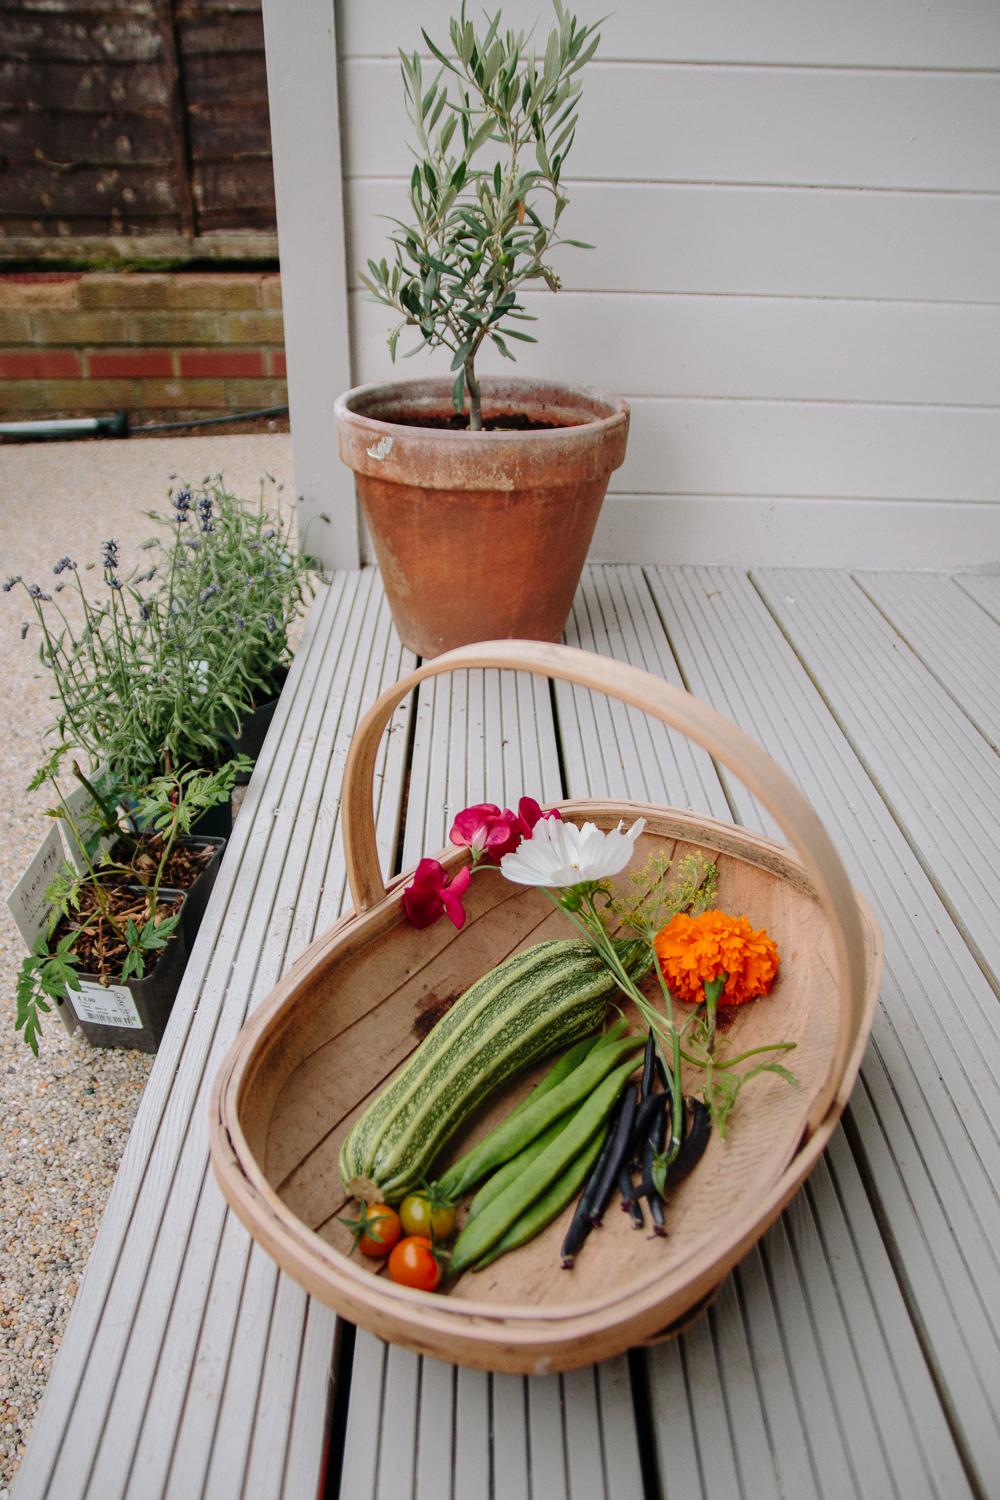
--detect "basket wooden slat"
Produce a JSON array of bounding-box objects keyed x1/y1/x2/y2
[{"x1": 209, "y1": 641, "x2": 882, "y2": 1374}]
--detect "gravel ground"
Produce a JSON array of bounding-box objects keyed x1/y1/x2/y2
[{"x1": 0, "y1": 433, "x2": 294, "y2": 1493}]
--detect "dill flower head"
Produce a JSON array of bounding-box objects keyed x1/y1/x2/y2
[{"x1": 654, "y1": 909, "x2": 779, "y2": 1006}]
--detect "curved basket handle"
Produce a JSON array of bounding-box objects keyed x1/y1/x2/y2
[{"x1": 341, "y1": 639, "x2": 869, "y2": 1136}]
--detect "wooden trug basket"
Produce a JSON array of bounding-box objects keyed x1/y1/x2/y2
[{"x1": 209, "y1": 641, "x2": 882, "y2": 1375}]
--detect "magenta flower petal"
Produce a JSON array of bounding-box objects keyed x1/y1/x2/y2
[
  {"x1": 440, "y1": 865, "x2": 472, "y2": 929},
  {"x1": 450, "y1": 804, "x2": 502, "y2": 851},
  {"x1": 518, "y1": 796, "x2": 562, "y2": 837},
  {"x1": 482, "y1": 809, "x2": 522, "y2": 864},
  {"x1": 403, "y1": 858, "x2": 473, "y2": 929},
  {"x1": 403, "y1": 888, "x2": 444, "y2": 927},
  {"x1": 402, "y1": 858, "x2": 449, "y2": 927}
]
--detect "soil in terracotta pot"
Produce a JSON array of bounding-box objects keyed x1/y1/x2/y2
[
  {"x1": 378, "y1": 410, "x2": 584, "y2": 431},
  {"x1": 48, "y1": 836, "x2": 213, "y2": 981}
]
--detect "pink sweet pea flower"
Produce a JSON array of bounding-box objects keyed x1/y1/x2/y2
[
  {"x1": 449, "y1": 803, "x2": 521, "y2": 866},
  {"x1": 402, "y1": 858, "x2": 472, "y2": 930},
  {"x1": 517, "y1": 796, "x2": 563, "y2": 838}
]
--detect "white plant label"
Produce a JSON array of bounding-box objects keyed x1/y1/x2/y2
[
  {"x1": 5, "y1": 825, "x2": 66, "y2": 950},
  {"x1": 69, "y1": 980, "x2": 142, "y2": 1030}
]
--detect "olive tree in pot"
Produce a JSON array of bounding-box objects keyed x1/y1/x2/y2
[{"x1": 335, "y1": 1, "x2": 628, "y2": 658}]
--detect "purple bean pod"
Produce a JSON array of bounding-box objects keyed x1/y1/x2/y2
[{"x1": 585, "y1": 1085, "x2": 638, "y2": 1226}]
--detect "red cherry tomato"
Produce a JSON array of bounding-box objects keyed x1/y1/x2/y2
[{"x1": 388, "y1": 1235, "x2": 444, "y2": 1291}]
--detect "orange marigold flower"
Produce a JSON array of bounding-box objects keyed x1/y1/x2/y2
[{"x1": 654, "y1": 909, "x2": 779, "y2": 1006}]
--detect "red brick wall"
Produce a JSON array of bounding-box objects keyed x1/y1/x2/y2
[{"x1": 0, "y1": 271, "x2": 286, "y2": 421}]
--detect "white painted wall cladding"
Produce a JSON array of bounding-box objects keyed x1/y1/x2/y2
[{"x1": 273, "y1": 1, "x2": 1000, "y2": 570}]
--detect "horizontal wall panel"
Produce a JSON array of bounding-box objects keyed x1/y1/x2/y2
[
  {"x1": 611, "y1": 398, "x2": 1000, "y2": 501},
  {"x1": 337, "y1": 0, "x2": 1000, "y2": 68},
  {"x1": 590, "y1": 496, "x2": 1000, "y2": 570},
  {"x1": 342, "y1": 60, "x2": 1000, "y2": 191},
  {"x1": 347, "y1": 178, "x2": 1000, "y2": 304},
  {"x1": 350, "y1": 291, "x2": 1000, "y2": 406}
]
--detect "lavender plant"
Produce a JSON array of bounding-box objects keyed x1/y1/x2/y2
[
  {"x1": 359, "y1": 0, "x2": 601, "y2": 430},
  {"x1": 7, "y1": 475, "x2": 312, "y2": 784}
]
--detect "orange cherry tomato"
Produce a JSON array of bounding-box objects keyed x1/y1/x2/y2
[
  {"x1": 388, "y1": 1235, "x2": 444, "y2": 1291},
  {"x1": 338, "y1": 1202, "x2": 401, "y2": 1258},
  {"x1": 359, "y1": 1205, "x2": 401, "y2": 1257}
]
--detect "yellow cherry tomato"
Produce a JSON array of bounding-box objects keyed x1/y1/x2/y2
[{"x1": 398, "y1": 1190, "x2": 457, "y2": 1244}]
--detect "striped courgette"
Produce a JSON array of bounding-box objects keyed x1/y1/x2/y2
[{"x1": 339, "y1": 937, "x2": 650, "y2": 1204}]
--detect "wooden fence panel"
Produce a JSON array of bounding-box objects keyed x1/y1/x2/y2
[{"x1": 0, "y1": 0, "x2": 275, "y2": 241}]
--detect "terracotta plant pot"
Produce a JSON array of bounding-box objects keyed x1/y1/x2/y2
[{"x1": 334, "y1": 376, "x2": 630, "y2": 657}]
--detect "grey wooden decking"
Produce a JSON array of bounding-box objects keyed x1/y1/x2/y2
[{"x1": 13, "y1": 563, "x2": 1000, "y2": 1500}]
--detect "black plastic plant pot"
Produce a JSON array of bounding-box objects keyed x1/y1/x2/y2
[
  {"x1": 186, "y1": 691, "x2": 282, "y2": 839},
  {"x1": 221, "y1": 675, "x2": 286, "y2": 769},
  {"x1": 189, "y1": 798, "x2": 233, "y2": 839},
  {"x1": 66, "y1": 835, "x2": 225, "y2": 1054}
]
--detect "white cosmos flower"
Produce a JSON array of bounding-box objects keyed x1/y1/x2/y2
[{"x1": 499, "y1": 816, "x2": 646, "y2": 887}]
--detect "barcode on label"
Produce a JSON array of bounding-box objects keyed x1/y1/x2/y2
[{"x1": 69, "y1": 979, "x2": 142, "y2": 1030}]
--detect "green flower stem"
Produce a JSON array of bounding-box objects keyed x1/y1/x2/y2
[
  {"x1": 49, "y1": 780, "x2": 127, "y2": 945},
  {"x1": 543, "y1": 887, "x2": 686, "y2": 1166},
  {"x1": 713, "y1": 1041, "x2": 797, "y2": 1069},
  {"x1": 702, "y1": 973, "x2": 727, "y2": 1123}
]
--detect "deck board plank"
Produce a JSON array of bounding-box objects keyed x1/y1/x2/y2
[
  {"x1": 375, "y1": 1344, "x2": 421, "y2": 1500},
  {"x1": 13, "y1": 573, "x2": 415, "y2": 1500},
  {"x1": 753, "y1": 567, "x2": 1000, "y2": 997},
  {"x1": 281, "y1": 1299, "x2": 339, "y2": 1500},
  {"x1": 596, "y1": 1358, "x2": 646, "y2": 1500},
  {"x1": 853, "y1": 571, "x2": 1000, "y2": 756},
  {"x1": 401, "y1": 668, "x2": 562, "y2": 871},
  {"x1": 414, "y1": 1357, "x2": 453, "y2": 1500},
  {"x1": 555, "y1": 564, "x2": 732, "y2": 819},
  {"x1": 491, "y1": 1373, "x2": 530, "y2": 1500},
  {"x1": 339, "y1": 1331, "x2": 387, "y2": 1497},
  {"x1": 706, "y1": 1277, "x2": 784, "y2": 1500},
  {"x1": 526, "y1": 1375, "x2": 569, "y2": 1500},
  {"x1": 646, "y1": 562, "x2": 992, "y2": 1494},
  {"x1": 453, "y1": 1367, "x2": 490, "y2": 1500},
  {"x1": 954, "y1": 574, "x2": 1000, "y2": 630},
  {"x1": 563, "y1": 1367, "x2": 608, "y2": 1500}
]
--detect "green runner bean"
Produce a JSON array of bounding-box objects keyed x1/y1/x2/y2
[
  {"x1": 470, "y1": 1129, "x2": 606, "y2": 1271},
  {"x1": 447, "y1": 1056, "x2": 641, "y2": 1278},
  {"x1": 466, "y1": 1111, "x2": 576, "y2": 1224},
  {"x1": 438, "y1": 1035, "x2": 643, "y2": 1200}
]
